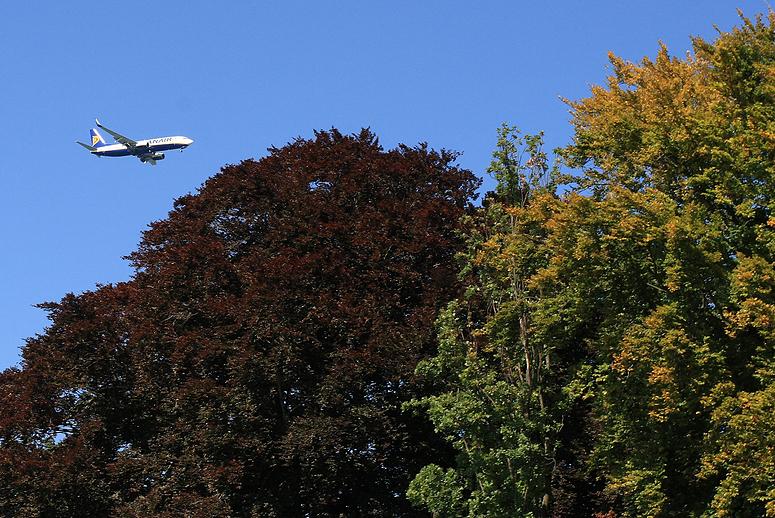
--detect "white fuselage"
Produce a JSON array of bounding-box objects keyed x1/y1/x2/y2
[{"x1": 93, "y1": 136, "x2": 193, "y2": 157}]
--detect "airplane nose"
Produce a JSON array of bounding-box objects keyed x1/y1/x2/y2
[{"x1": 185, "y1": 138, "x2": 194, "y2": 145}]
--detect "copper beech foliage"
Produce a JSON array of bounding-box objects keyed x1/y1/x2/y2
[{"x1": 0, "y1": 129, "x2": 479, "y2": 516}]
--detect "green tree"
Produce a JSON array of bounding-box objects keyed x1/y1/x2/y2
[{"x1": 407, "y1": 126, "x2": 579, "y2": 517}]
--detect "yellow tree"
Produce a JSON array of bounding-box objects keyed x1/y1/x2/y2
[{"x1": 558, "y1": 11, "x2": 775, "y2": 517}]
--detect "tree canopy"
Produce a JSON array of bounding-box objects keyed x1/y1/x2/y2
[
  {"x1": 408, "y1": 12, "x2": 775, "y2": 518},
  {"x1": 0, "y1": 129, "x2": 479, "y2": 516}
]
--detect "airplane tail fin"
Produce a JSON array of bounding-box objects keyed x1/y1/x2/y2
[{"x1": 90, "y1": 128, "x2": 107, "y2": 148}]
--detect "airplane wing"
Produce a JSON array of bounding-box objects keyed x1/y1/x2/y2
[{"x1": 95, "y1": 119, "x2": 138, "y2": 150}]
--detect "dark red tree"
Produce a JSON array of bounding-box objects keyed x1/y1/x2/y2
[{"x1": 0, "y1": 129, "x2": 479, "y2": 516}]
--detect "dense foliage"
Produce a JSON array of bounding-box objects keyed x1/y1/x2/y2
[
  {"x1": 2, "y1": 12, "x2": 773, "y2": 518},
  {"x1": 560, "y1": 13, "x2": 775, "y2": 516},
  {"x1": 0, "y1": 130, "x2": 479, "y2": 516},
  {"x1": 408, "y1": 12, "x2": 775, "y2": 518}
]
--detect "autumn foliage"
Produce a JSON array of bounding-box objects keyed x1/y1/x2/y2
[
  {"x1": 2, "y1": 12, "x2": 775, "y2": 518},
  {"x1": 407, "y1": 12, "x2": 775, "y2": 518}
]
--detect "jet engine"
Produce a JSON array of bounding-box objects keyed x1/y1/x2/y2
[{"x1": 141, "y1": 153, "x2": 165, "y2": 163}]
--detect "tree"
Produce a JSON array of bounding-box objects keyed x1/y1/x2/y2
[
  {"x1": 556, "y1": 11, "x2": 775, "y2": 517},
  {"x1": 407, "y1": 126, "x2": 587, "y2": 517},
  {"x1": 410, "y1": 11, "x2": 775, "y2": 518},
  {"x1": 0, "y1": 129, "x2": 479, "y2": 516}
]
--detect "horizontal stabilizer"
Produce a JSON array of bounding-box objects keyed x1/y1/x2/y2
[{"x1": 76, "y1": 141, "x2": 97, "y2": 152}]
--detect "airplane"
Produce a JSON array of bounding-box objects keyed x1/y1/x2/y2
[{"x1": 76, "y1": 119, "x2": 193, "y2": 165}]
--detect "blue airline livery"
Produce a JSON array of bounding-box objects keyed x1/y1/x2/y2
[{"x1": 77, "y1": 119, "x2": 193, "y2": 165}]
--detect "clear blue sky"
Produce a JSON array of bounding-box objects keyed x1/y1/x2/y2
[{"x1": 0, "y1": 1, "x2": 768, "y2": 369}]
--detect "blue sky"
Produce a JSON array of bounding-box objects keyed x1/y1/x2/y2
[{"x1": 0, "y1": 1, "x2": 768, "y2": 369}]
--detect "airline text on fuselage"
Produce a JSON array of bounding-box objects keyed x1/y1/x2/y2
[{"x1": 147, "y1": 137, "x2": 174, "y2": 145}]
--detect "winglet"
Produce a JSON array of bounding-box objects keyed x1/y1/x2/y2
[{"x1": 95, "y1": 118, "x2": 102, "y2": 127}]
